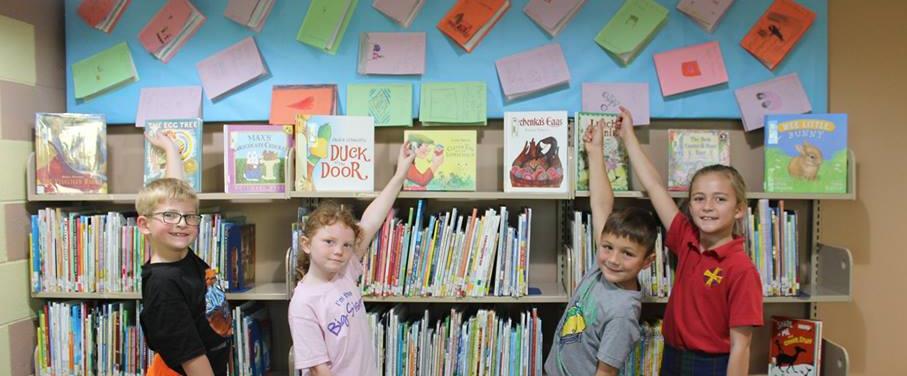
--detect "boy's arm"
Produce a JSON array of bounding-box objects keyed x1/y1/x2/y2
[
  {"x1": 595, "y1": 361, "x2": 619, "y2": 376},
  {"x1": 727, "y1": 326, "x2": 753, "y2": 376},
  {"x1": 145, "y1": 131, "x2": 184, "y2": 181},
  {"x1": 585, "y1": 120, "x2": 614, "y2": 242},
  {"x1": 356, "y1": 143, "x2": 415, "y2": 258},
  {"x1": 181, "y1": 354, "x2": 215, "y2": 376},
  {"x1": 308, "y1": 364, "x2": 333, "y2": 376},
  {"x1": 617, "y1": 107, "x2": 678, "y2": 229}
]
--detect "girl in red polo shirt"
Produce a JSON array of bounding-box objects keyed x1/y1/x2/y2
[{"x1": 617, "y1": 107, "x2": 763, "y2": 376}]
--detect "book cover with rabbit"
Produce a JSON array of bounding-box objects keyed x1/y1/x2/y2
[
  {"x1": 504, "y1": 111, "x2": 568, "y2": 193},
  {"x1": 768, "y1": 316, "x2": 822, "y2": 376},
  {"x1": 764, "y1": 114, "x2": 848, "y2": 193}
]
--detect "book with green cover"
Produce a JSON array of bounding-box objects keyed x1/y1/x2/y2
[
  {"x1": 764, "y1": 114, "x2": 848, "y2": 194},
  {"x1": 347, "y1": 83, "x2": 413, "y2": 127},
  {"x1": 72, "y1": 42, "x2": 138, "y2": 99},
  {"x1": 667, "y1": 129, "x2": 730, "y2": 191},
  {"x1": 574, "y1": 112, "x2": 629, "y2": 191},
  {"x1": 419, "y1": 82, "x2": 487, "y2": 126},
  {"x1": 594, "y1": 0, "x2": 668, "y2": 65},
  {"x1": 403, "y1": 130, "x2": 476, "y2": 191},
  {"x1": 296, "y1": 0, "x2": 357, "y2": 55}
]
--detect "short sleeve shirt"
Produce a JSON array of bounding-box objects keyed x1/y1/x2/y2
[
  {"x1": 288, "y1": 259, "x2": 377, "y2": 376},
  {"x1": 544, "y1": 268, "x2": 642, "y2": 375},
  {"x1": 140, "y1": 251, "x2": 233, "y2": 375},
  {"x1": 662, "y1": 213, "x2": 764, "y2": 354}
]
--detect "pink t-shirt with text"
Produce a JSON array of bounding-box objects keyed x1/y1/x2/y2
[{"x1": 288, "y1": 259, "x2": 377, "y2": 375}]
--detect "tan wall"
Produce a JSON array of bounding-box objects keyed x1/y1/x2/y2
[{"x1": 818, "y1": 1, "x2": 907, "y2": 375}]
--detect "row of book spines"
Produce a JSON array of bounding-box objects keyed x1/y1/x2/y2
[
  {"x1": 620, "y1": 321, "x2": 665, "y2": 376},
  {"x1": 362, "y1": 204, "x2": 531, "y2": 297},
  {"x1": 195, "y1": 215, "x2": 256, "y2": 292},
  {"x1": 30, "y1": 210, "x2": 145, "y2": 293},
  {"x1": 745, "y1": 200, "x2": 800, "y2": 297}
]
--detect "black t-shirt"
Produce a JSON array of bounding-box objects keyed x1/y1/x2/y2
[{"x1": 140, "y1": 251, "x2": 232, "y2": 376}]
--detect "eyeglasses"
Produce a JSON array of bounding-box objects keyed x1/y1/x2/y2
[{"x1": 152, "y1": 211, "x2": 202, "y2": 226}]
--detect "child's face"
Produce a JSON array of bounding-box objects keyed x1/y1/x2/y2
[
  {"x1": 302, "y1": 222, "x2": 357, "y2": 277},
  {"x1": 688, "y1": 173, "x2": 744, "y2": 237},
  {"x1": 139, "y1": 199, "x2": 199, "y2": 253},
  {"x1": 597, "y1": 233, "x2": 653, "y2": 290}
]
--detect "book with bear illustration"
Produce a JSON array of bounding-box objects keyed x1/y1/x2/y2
[
  {"x1": 224, "y1": 124, "x2": 293, "y2": 193},
  {"x1": 574, "y1": 112, "x2": 630, "y2": 192},
  {"x1": 503, "y1": 111, "x2": 568, "y2": 193},
  {"x1": 764, "y1": 114, "x2": 848, "y2": 194},
  {"x1": 402, "y1": 130, "x2": 476, "y2": 191},
  {"x1": 768, "y1": 316, "x2": 822, "y2": 376}
]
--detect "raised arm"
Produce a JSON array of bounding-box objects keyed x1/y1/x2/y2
[
  {"x1": 584, "y1": 120, "x2": 614, "y2": 242},
  {"x1": 617, "y1": 107, "x2": 678, "y2": 229},
  {"x1": 145, "y1": 130, "x2": 184, "y2": 181},
  {"x1": 356, "y1": 142, "x2": 415, "y2": 257}
]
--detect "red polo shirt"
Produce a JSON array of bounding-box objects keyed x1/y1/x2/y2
[{"x1": 662, "y1": 213, "x2": 763, "y2": 354}]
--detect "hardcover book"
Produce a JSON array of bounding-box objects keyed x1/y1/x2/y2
[
  {"x1": 403, "y1": 130, "x2": 476, "y2": 191},
  {"x1": 296, "y1": 115, "x2": 375, "y2": 192},
  {"x1": 144, "y1": 118, "x2": 203, "y2": 191},
  {"x1": 503, "y1": 111, "x2": 569, "y2": 193},
  {"x1": 224, "y1": 125, "x2": 293, "y2": 193},
  {"x1": 35, "y1": 113, "x2": 108, "y2": 194},
  {"x1": 574, "y1": 112, "x2": 629, "y2": 191},
  {"x1": 667, "y1": 129, "x2": 731, "y2": 191},
  {"x1": 764, "y1": 114, "x2": 848, "y2": 194}
]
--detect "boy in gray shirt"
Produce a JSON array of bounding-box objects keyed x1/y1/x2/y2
[{"x1": 545, "y1": 109, "x2": 659, "y2": 375}]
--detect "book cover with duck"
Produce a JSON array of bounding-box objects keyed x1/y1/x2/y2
[{"x1": 295, "y1": 115, "x2": 374, "y2": 192}]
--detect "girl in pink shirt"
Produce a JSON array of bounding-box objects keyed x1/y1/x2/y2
[{"x1": 289, "y1": 144, "x2": 414, "y2": 376}]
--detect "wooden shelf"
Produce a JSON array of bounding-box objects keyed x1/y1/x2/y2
[
  {"x1": 290, "y1": 191, "x2": 571, "y2": 200},
  {"x1": 362, "y1": 282, "x2": 568, "y2": 303},
  {"x1": 575, "y1": 190, "x2": 855, "y2": 201},
  {"x1": 32, "y1": 282, "x2": 289, "y2": 301},
  {"x1": 224, "y1": 283, "x2": 288, "y2": 301}
]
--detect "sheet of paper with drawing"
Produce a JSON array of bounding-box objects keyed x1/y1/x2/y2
[
  {"x1": 495, "y1": 43, "x2": 570, "y2": 101},
  {"x1": 419, "y1": 82, "x2": 487, "y2": 126}
]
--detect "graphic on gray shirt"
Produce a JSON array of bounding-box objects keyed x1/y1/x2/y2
[{"x1": 544, "y1": 268, "x2": 642, "y2": 375}]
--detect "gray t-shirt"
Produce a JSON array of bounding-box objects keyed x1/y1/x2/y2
[{"x1": 544, "y1": 268, "x2": 642, "y2": 375}]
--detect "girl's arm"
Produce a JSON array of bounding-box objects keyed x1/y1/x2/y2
[
  {"x1": 356, "y1": 143, "x2": 415, "y2": 258},
  {"x1": 181, "y1": 354, "x2": 215, "y2": 376},
  {"x1": 617, "y1": 107, "x2": 678, "y2": 229},
  {"x1": 308, "y1": 364, "x2": 333, "y2": 376},
  {"x1": 585, "y1": 121, "x2": 614, "y2": 242},
  {"x1": 145, "y1": 131, "x2": 184, "y2": 181},
  {"x1": 727, "y1": 327, "x2": 753, "y2": 376}
]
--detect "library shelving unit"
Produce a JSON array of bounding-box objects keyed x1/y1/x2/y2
[{"x1": 27, "y1": 121, "x2": 853, "y2": 375}]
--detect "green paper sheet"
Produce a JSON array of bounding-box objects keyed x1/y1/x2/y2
[
  {"x1": 594, "y1": 0, "x2": 668, "y2": 62},
  {"x1": 72, "y1": 42, "x2": 138, "y2": 100},
  {"x1": 347, "y1": 83, "x2": 413, "y2": 127},
  {"x1": 419, "y1": 82, "x2": 487, "y2": 126},
  {"x1": 0, "y1": 15, "x2": 36, "y2": 86},
  {"x1": 296, "y1": 0, "x2": 358, "y2": 55}
]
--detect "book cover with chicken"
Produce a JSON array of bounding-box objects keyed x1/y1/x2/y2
[
  {"x1": 768, "y1": 316, "x2": 822, "y2": 376},
  {"x1": 504, "y1": 111, "x2": 568, "y2": 193},
  {"x1": 35, "y1": 113, "x2": 108, "y2": 194},
  {"x1": 574, "y1": 112, "x2": 629, "y2": 192},
  {"x1": 295, "y1": 115, "x2": 374, "y2": 192},
  {"x1": 402, "y1": 130, "x2": 476, "y2": 191},
  {"x1": 224, "y1": 124, "x2": 292, "y2": 193},
  {"x1": 764, "y1": 114, "x2": 847, "y2": 194}
]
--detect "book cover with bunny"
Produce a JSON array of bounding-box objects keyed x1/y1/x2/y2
[{"x1": 764, "y1": 114, "x2": 848, "y2": 194}]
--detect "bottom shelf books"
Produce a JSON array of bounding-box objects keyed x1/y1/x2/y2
[
  {"x1": 35, "y1": 301, "x2": 151, "y2": 376},
  {"x1": 768, "y1": 317, "x2": 823, "y2": 376},
  {"x1": 620, "y1": 321, "x2": 664, "y2": 376},
  {"x1": 232, "y1": 302, "x2": 273, "y2": 376},
  {"x1": 369, "y1": 307, "x2": 544, "y2": 376}
]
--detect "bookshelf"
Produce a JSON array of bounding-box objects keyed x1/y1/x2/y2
[{"x1": 27, "y1": 121, "x2": 853, "y2": 375}]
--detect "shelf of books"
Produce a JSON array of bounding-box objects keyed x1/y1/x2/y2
[{"x1": 31, "y1": 283, "x2": 289, "y2": 301}]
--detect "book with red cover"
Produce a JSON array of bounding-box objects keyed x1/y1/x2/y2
[
  {"x1": 138, "y1": 0, "x2": 206, "y2": 63},
  {"x1": 437, "y1": 0, "x2": 510, "y2": 53},
  {"x1": 78, "y1": 0, "x2": 130, "y2": 33},
  {"x1": 768, "y1": 316, "x2": 822, "y2": 376},
  {"x1": 741, "y1": 0, "x2": 815, "y2": 70}
]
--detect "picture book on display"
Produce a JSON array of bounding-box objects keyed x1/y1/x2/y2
[
  {"x1": 768, "y1": 317, "x2": 822, "y2": 376},
  {"x1": 78, "y1": 0, "x2": 131, "y2": 33},
  {"x1": 523, "y1": 0, "x2": 586, "y2": 37},
  {"x1": 735, "y1": 73, "x2": 812, "y2": 132},
  {"x1": 71, "y1": 42, "x2": 138, "y2": 100},
  {"x1": 741, "y1": 0, "x2": 816, "y2": 70},
  {"x1": 143, "y1": 118, "x2": 203, "y2": 192},
  {"x1": 594, "y1": 0, "x2": 668, "y2": 65},
  {"x1": 35, "y1": 113, "x2": 107, "y2": 194},
  {"x1": 224, "y1": 125, "x2": 293, "y2": 193},
  {"x1": 297, "y1": 0, "x2": 358, "y2": 55},
  {"x1": 581, "y1": 83, "x2": 650, "y2": 125},
  {"x1": 269, "y1": 84, "x2": 338, "y2": 125},
  {"x1": 138, "y1": 0, "x2": 206, "y2": 63},
  {"x1": 764, "y1": 114, "x2": 848, "y2": 194},
  {"x1": 295, "y1": 115, "x2": 375, "y2": 192},
  {"x1": 373, "y1": 0, "x2": 425, "y2": 28},
  {"x1": 667, "y1": 129, "x2": 731, "y2": 191},
  {"x1": 503, "y1": 111, "x2": 569, "y2": 193},
  {"x1": 654, "y1": 41, "x2": 729, "y2": 97},
  {"x1": 403, "y1": 130, "x2": 476, "y2": 191},
  {"x1": 437, "y1": 0, "x2": 510, "y2": 53},
  {"x1": 357, "y1": 32, "x2": 426, "y2": 75},
  {"x1": 574, "y1": 112, "x2": 629, "y2": 192}
]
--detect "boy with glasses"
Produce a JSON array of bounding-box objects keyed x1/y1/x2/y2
[{"x1": 138, "y1": 133, "x2": 233, "y2": 376}]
